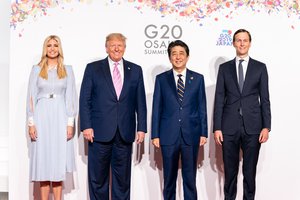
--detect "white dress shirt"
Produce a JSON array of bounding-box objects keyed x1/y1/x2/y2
[
  {"x1": 236, "y1": 56, "x2": 249, "y2": 81},
  {"x1": 173, "y1": 68, "x2": 187, "y2": 86}
]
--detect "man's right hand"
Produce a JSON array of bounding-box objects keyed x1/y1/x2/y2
[
  {"x1": 152, "y1": 138, "x2": 160, "y2": 148},
  {"x1": 83, "y1": 128, "x2": 94, "y2": 143},
  {"x1": 214, "y1": 130, "x2": 223, "y2": 146}
]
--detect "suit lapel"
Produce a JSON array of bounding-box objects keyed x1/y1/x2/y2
[
  {"x1": 242, "y1": 57, "x2": 254, "y2": 93},
  {"x1": 166, "y1": 69, "x2": 180, "y2": 104},
  {"x1": 101, "y1": 57, "x2": 117, "y2": 98},
  {"x1": 183, "y1": 69, "x2": 193, "y2": 103},
  {"x1": 119, "y1": 59, "x2": 130, "y2": 100},
  {"x1": 229, "y1": 58, "x2": 241, "y2": 93}
]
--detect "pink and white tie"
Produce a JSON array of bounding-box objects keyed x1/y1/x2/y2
[{"x1": 112, "y1": 62, "x2": 122, "y2": 99}]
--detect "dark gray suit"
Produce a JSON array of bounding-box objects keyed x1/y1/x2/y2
[{"x1": 213, "y1": 57, "x2": 271, "y2": 200}]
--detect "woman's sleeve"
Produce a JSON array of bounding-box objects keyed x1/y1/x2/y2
[
  {"x1": 65, "y1": 65, "x2": 78, "y2": 127},
  {"x1": 26, "y1": 66, "x2": 39, "y2": 126}
]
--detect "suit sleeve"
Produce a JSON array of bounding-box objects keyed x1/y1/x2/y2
[
  {"x1": 151, "y1": 76, "x2": 162, "y2": 139},
  {"x1": 79, "y1": 64, "x2": 93, "y2": 131},
  {"x1": 259, "y1": 64, "x2": 271, "y2": 130},
  {"x1": 213, "y1": 65, "x2": 225, "y2": 132},
  {"x1": 135, "y1": 67, "x2": 147, "y2": 133},
  {"x1": 198, "y1": 75, "x2": 208, "y2": 137}
]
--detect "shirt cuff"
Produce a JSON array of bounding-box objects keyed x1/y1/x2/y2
[
  {"x1": 28, "y1": 117, "x2": 34, "y2": 126},
  {"x1": 68, "y1": 117, "x2": 75, "y2": 127}
]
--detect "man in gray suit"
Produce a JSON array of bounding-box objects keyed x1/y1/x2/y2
[{"x1": 213, "y1": 29, "x2": 271, "y2": 200}]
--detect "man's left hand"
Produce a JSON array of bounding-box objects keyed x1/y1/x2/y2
[
  {"x1": 136, "y1": 131, "x2": 145, "y2": 144},
  {"x1": 199, "y1": 136, "x2": 207, "y2": 146},
  {"x1": 259, "y1": 128, "x2": 269, "y2": 143}
]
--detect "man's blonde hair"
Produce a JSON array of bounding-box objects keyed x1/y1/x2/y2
[{"x1": 105, "y1": 33, "x2": 127, "y2": 47}]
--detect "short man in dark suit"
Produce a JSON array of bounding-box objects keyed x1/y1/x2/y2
[
  {"x1": 213, "y1": 29, "x2": 271, "y2": 200},
  {"x1": 79, "y1": 33, "x2": 147, "y2": 200},
  {"x1": 152, "y1": 40, "x2": 208, "y2": 200}
]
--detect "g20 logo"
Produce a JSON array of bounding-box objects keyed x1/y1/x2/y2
[
  {"x1": 216, "y1": 30, "x2": 232, "y2": 46},
  {"x1": 144, "y1": 24, "x2": 183, "y2": 48}
]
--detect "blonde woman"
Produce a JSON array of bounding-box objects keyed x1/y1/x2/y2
[{"x1": 26, "y1": 35, "x2": 77, "y2": 200}]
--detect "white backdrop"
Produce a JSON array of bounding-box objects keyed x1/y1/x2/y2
[
  {"x1": 0, "y1": 0, "x2": 9, "y2": 193},
  {"x1": 8, "y1": 1, "x2": 300, "y2": 199}
]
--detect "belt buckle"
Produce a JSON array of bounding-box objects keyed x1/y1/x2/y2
[{"x1": 49, "y1": 94, "x2": 54, "y2": 98}]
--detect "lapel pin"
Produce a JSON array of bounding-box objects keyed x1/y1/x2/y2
[
  {"x1": 128, "y1": 67, "x2": 131, "y2": 70},
  {"x1": 190, "y1": 77, "x2": 193, "y2": 80}
]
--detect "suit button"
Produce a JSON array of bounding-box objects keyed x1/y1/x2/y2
[
  {"x1": 180, "y1": 107, "x2": 183, "y2": 110},
  {"x1": 179, "y1": 119, "x2": 181, "y2": 122},
  {"x1": 237, "y1": 108, "x2": 240, "y2": 112}
]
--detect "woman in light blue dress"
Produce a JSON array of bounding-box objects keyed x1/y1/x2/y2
[{"x1": 26, "y1": 35, "x2": 77, "y2": 200}]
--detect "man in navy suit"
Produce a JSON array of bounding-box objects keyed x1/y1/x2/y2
[
  {"x1": 152, "y1": 40, "x2": 208, "y2": 200},
  {"x1": 213, "y1": 29, "x2": 271, "y2": 200},
  {"x1": 79, "y1": 33, "x2": 147, "y2": 200}
]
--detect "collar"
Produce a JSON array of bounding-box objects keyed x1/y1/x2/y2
[
  {"x1": 173, "y1": 68, "x2": 187, "y2": 78},
  {"x1": 108, "y1": 57, "x2": 123, "y2": 67},
  {"x1": 236, "y1": 55, "x2": 249, "y2": 63}
]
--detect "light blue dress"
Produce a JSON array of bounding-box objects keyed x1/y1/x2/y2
[{"x1": 26, "y1": 65, "x2": 77, "y2": 181}]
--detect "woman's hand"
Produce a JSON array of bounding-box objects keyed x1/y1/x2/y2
[
  {"x1": 29, "y1": 126, "x2": 37, "y2": 141},
  {"x1": 67, "y1": 126, "x2": 74, "y2": 140}
]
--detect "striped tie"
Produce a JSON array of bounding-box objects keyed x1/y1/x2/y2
[
  {"x1": 177, "y1": 74, "x2": 185, "y2": 104},
  {"x1": 112, "y1": 62, "x2": 122, "y2": 99}
]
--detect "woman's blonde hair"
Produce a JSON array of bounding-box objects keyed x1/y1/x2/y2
[{"x1": 38, "y1": 35, "x2": 66, "y2": 79}]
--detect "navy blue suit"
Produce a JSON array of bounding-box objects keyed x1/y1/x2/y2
[
  {"x1": 152, "y1": 69, "x2": 207, "y2": 200},
  {"x1": 213, "y1": 57, "x2": 271, "y2": 200},
  {"x1": 80, "y1": 57, "x2": 147, "y2": 200}
]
